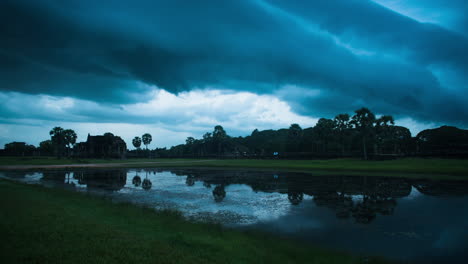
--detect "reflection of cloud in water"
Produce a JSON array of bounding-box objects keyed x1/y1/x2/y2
[
  {"x1": 401, "y1": 187, "x2": 423, "y2": 200},
  {"x1": 119, "y1": 172, "x2": 296, "y2": 225},
  {"x1": 163, "y1": 183, "x2": 292, "y2": 225},
  {"x1": 23, "y1": 172, "x2": 43, "y2": 182},
  {"x1": 68, "y1": 173, "x2": 88, "y2": 190},
  {"x1": 257, "y1": 201, "x2": 324, "y2": 233}
]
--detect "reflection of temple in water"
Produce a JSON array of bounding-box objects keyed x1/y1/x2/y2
[
  {"x1": 73, "y1": 170, "x2": 127, "y2": 191},
  {"x1": 36, "y1": 168, "x2": 468, "y2": 224}
]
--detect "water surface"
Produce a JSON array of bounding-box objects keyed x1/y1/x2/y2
[{"x1": 2, "y1": 168, "x2": 467, "y2": 263}]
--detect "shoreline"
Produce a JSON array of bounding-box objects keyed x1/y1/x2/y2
[
  {"x1": 0, "y1": 157, "x2": 467, "y2": 180},
  {"x1": 0, "y1": 159, "x2": 217, "y2": 170},
  {"x1": 0, "y1": 178, "x2": 391, "y2": 264}
]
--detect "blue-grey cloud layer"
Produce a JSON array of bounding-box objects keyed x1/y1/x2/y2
[{"x1": 1, "y1": 0, "x2": 467, "y2": 125}]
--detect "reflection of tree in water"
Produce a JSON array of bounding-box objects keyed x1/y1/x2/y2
[
  {"x1": 335, "y1": 196, "x2": 353, "y2": 219},
  {"x1": 288, "y1": 191, "x2": 304, "y2": 205},
  {"x1": 286, "y1": 174, "x2": 305, "y2": 205},
  {"x1": 314, "y1": 192, "x2": 354, "y2": 219},
  {"x1": 213, "y1": 185, "x2": 226, "y2": 202},
  {"x1": 142, "y1": 179, "x2": 152, "y2": 190},
  {"x1": 161, "y1": 169, "x2": 468, "y2": 222},
  {"x1": 351, "y1": 199, "x2": 376, "y2": 224},
  {"x1": 413, "y1": 180, "x2": 468, "y2": 197},
  {"x1": 309, "y1": 176, "x2": 407, "y2": 224},
  {"x1": 132, "y1": 174, "x2": 142, "y2": 187},
  {"x1": 350, "y1": 196, "x2": 397, "y2": 224},
  {"x1": 375, "y1": 198, "x2": 397, "y2": 215},
  {"x1": 142, "y1": 171, "x2": 152, "y2": 190},
  {"x1": 186, "y1": 175, "x2": 196, "y2": 186}
]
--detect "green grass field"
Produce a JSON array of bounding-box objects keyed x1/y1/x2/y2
[
  {"x1": 0, "y1": 179, "x2": 389, "y2": 264},
  {"x1": 1, "y1": 156, "x2": 468, "y2": 178},
  {"x1": 0, "y1": 156, "x2": 168, "y2": 165}
]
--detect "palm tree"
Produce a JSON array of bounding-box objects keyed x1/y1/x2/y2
[
  {"x1": 63, "y1": 129, "x2": 77, "y2": 157},
  {"x1": 132, "y1": 136, "x2": 142, "y2": 149},
  {"x1": 142, "y1": 133, "x2": 152, "y2": 149}
]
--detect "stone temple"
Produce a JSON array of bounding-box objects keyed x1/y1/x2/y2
[{"x1": 74, "y1": 133, "x2": 127, "y2": 159}]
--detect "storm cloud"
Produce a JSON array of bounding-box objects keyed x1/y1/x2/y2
[{"x1": 0, "y1": 0, "x2": 467, "y2": 146}]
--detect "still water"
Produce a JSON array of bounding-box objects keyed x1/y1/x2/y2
[{"x1": 2, "y1": 168, "x2": 468, "y2": 263}]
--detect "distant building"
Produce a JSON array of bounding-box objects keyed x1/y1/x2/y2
[{"x1": 74, "y1": 133, "x2": 127, "y2": 159}]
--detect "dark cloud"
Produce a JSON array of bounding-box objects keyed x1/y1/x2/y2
[
  {"x1": 372, "y1": 0, "x2": 468, "y2": 36},
  {"x1": 0, "y1": 0, "x2": 467, "y2": 125},
  {"x1": 265, "y1": 0, "x2": 468, "y2": 73}
]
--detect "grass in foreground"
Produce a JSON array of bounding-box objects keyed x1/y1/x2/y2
[
  {"x1": 0, "y1": 179, "x2": 389, "y2": 264},
  {"x1": 1, "y1": 156, "x2": 468, "y2": 178}
]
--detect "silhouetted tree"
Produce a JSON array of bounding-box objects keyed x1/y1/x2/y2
[
  {"x1": 185, "y1": 137, "x2": 195, "y2": 145},
  {"x1": 213, "y1": 125, "x2": 227, "y2": 155},
  {"x1": 64, "y1": 129, "x2": 77, "y2": 148},
  {"x1": 63, "y1": 129, "x2": 77, "y2": 157},
  {"x1": 146, "y1": 107, "x2": 468, "y2": 159},
  {"x1": 389, "y1": 126, "x2": 412, "y2": 154},
  {"x1": 203, "y1": 132, "x2": 212, "y2": 141},
  {"x1": 132, "y1": 136, "x2": 142, "y2": 149},
  {"x1": 213, "y1": 125, "x2": 227, "y2": 139},
  {"x1": 416, "y1": 126, "x2": 468, "y2": 156},
  {"x1": 375, "y1": 115, "x2": 395, "y2": 155},
  {"x1": 351, "y1": 108, "x2": 376, "y2": 160},
  {"x1": 39, "y1": 140, "x2": 54, "y2": 156},
  {"x1": 142, "y1": 133, "x2": 152, "y2": 150},
  {"x1": 4, "y1": 142, "x2": 35, "y2": 156},
  {"x1": 50, "y1": 127, "x2": 66, "y2": 158},
  {"x1": 287, "y1": 124, "x2": 303, "y2": 152},
  {"x1": 334, "y1": 114, "x2": 352, "y2": 156},
  {"x1": 251, "y1": 129, "x2": 259, "y2": 136},
  {"x1": 314, "y1": 118, "x2": 335, "y2": 154}
]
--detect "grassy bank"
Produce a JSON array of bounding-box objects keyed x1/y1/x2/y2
[
  {"x1": 0, "y1": 179, "x2": 388, "y2": 264},
  {"x1": 1, "y1": 156, "x2": 468, "y2": 178},
  {"x1": 0, "y1": 156, "x2": 168, "y2": 165}
]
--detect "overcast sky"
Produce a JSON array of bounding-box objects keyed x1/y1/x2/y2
[{"x1": 1, "y1": 0, "x2": 467, "y2": 149}]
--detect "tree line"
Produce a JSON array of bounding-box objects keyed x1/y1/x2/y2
[
  {"x1": 153, "y1": 108, "x2": 468, "y2": 159},
  {"x1": 2, "y1": 107, "x2": 468, "y2": 159},
  {"x1": 2, "y1": 127, "x2": 77, "y2": 157}
]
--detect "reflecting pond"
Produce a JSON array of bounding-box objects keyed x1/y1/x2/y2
[{"x1": 2, "y1": 168, "x2": 468, "y2": 263}]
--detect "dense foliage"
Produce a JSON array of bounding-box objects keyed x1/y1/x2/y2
[
  {"x1": 2, "y1": 108, "x2": 468, "y2": 159},
  {"x1": 150, "y1": 108, "x2": 468, "y2": 159}
]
